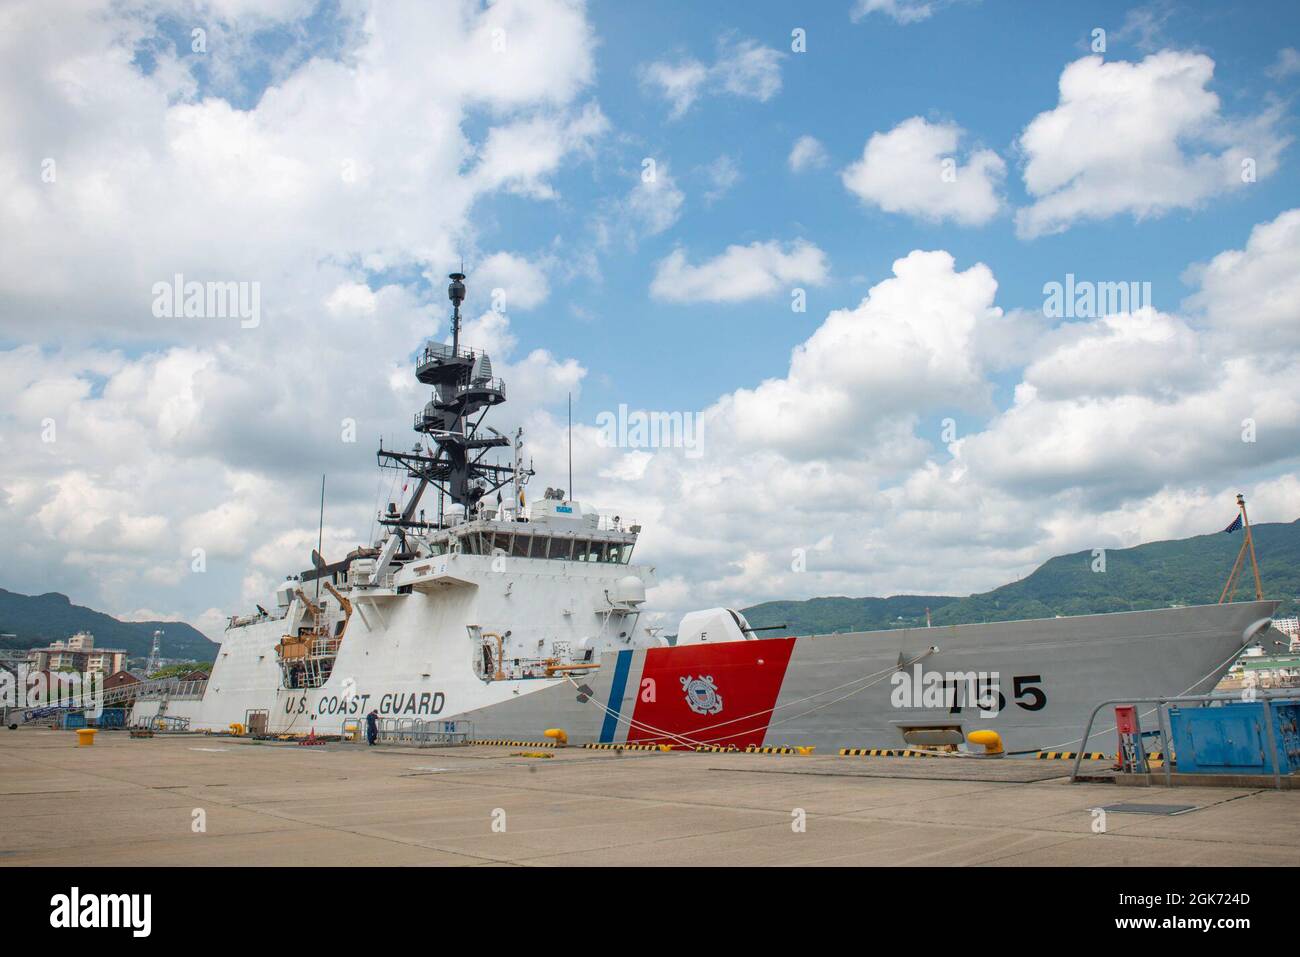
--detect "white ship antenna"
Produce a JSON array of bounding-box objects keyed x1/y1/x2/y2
[
  {"x1": 513, "y1": 427, "x2": 523, "y2": 516},
  {"x1": 449, "y1": 268, "x2": 465, "y2": 355},
  {"x1": 315, "y1": 473, "x2": 325, "y2": 600},
  {"x1": 567, "y1": 391, "x2": 573, "y2": 503}
]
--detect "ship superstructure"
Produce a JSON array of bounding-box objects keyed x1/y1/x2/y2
[{"x1": 179, "y1": 274, "x2": 661, "y2": 736}]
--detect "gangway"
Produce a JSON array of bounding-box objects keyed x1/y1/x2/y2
[{"x1": 4, "y1": 675, "x2": 207, "y2": 726}]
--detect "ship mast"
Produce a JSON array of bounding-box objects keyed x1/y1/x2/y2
[
  {"x1": 376, "y1": 271, "x2": 532, "y2": 530},
  {"x1": 1219, "y1": 492, "x2": 1265, "y2": 603},
  {"x1": 449, "y1": 269, "x2": 463, "y2": 355}
]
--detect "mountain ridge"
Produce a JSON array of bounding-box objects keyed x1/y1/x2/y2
[
  {"x1": 0, "y1": 588, "x2": 217, "y2": 662},
  {"x1": 742, "y1": 520, "x2": 1300, "y2": 635}
]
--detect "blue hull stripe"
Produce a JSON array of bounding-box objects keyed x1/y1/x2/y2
[{"x1": 599, "y1": 650, "x2": 633, "y2": 743}]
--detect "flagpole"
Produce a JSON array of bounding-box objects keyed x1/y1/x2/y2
[{"x1": 1239, "y1": 493, "x2": 1264, "y2": 601}]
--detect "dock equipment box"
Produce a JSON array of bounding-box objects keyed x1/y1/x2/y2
[
  {"x1": 1168, "y1": 701, "x2": 1300, "y2": 775},
  {"x1": 94, "y1": 708, "x2": 127, "y2": 729}
]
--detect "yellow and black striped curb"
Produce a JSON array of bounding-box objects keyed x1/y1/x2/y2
[
  {"x1": 1036, "y1": 751, "x2": 1111, "y2": 760},
  {"x1": 841, "y1": 749, "x2": 1124, "y2": 760},
  {"x1": 690, "y1": 745, "x2": 812, "y2": 754},
  {"x1": 580, "y1": 743, "x2": 814, "y2": 754},
  {"x1": 471, "y1": 739, "x2": 555, "y2": 748}
]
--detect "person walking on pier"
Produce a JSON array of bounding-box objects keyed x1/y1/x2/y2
[{"x1": 365, "y1": 709, "x2": 379, "y2": 746}]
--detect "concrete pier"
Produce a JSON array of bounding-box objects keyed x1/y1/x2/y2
[{"x1": 2, "y1": 729, "x2": 1297, "y2": 866}]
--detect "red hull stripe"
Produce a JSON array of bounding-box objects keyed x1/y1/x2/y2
[{"x1": 626, "y1": 638, "x2": 796, "y2": 749}]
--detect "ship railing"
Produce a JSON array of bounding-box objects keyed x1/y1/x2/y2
[
  {"x1": 307, "y1": 636, "x2": 341, "y2": 658},
  {"x1": 457, "y1": 376, "x2": 505, "y2": 396},
  {"x1": 229, "y1": 611, "x2": 271, "y2": 627},
  {"x1": 1068, "y1": 689, "x2": 1300, "y2": 788},
  {"x1": 139, "y1": 714, "x2": 191, "y2": 732},
  {"x1": 415, "y1": 342, "x2": 476, "y2": 368},
  {"x1": 593, "y1": 515, "x2": 639, "y2": 533},
  {"x1": 135, "y1": 678, "x2": 208, "y2": 700},
  {"x1": 343, "y1": 716, "x2": 473, "y2": 747}
]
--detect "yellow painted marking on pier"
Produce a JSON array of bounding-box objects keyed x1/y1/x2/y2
[{"x1": 471, "y1": 739, "x2": 555, "y2": 749}]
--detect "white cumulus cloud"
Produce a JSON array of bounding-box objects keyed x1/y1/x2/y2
[
  {"x1": 650, "y1": 240, "x2": 828, "y2": 304},
  {"x1": 842, "y1": 117, "x2": 1005, "y2": 225},
  {"x1": 473, "y1": 252, "x2": 551, "y2": 312},
  {"x1": 1015, "y1": 52, "x2": 1289, "y2": 238}
]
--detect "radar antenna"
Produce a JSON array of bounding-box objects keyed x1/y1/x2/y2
[{"x1": 376, "y1": 271, "x2": 533, "y2": 529}]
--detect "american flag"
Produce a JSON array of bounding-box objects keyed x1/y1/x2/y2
[{"x1": 1223, "y1": 514, "x2": 1243, "y2": 533}]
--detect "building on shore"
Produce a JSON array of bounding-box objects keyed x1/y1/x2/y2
[{"x1": 27, "y1": 632, "x2": 127, "y2": 675}]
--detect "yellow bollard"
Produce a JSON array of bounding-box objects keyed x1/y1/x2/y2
[
  {"x1": 796, "y1": 746, "x2": 816, "y2": 755},
  {"x1": 967, "y1": 730, "x2": 1004, "y2": 755},
  {"x1": 543, "y1": 728, "x2": 568, "y2": 748},
  {"x1": 76, "y1": 728, "x2": 97, "y2": 747}
]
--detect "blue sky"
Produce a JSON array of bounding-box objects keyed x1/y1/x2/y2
[
  {"x1": 491, "y1": 0, "x2": 1300, "y2": 418},
  {"x1": 109, "y1": 0, "x2": 1300, "y2": 418},
  {"x1": 2, "y1": 0, "x2": 1298, "y2": 635}
]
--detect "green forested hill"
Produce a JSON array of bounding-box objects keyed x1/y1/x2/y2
[
  {"x1": 0, "y1": 589, "x2": 217, "y2": 661},
  {"x1": 743, "y1": 520, "x2": 1300, "y2": 635},
  {"x1": 742, "y1": 594, "x2": 960, "y2": 634}
]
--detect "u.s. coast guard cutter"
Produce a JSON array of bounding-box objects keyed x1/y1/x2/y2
[{"x1": 158, "y1": 273, "x2": 1278, "y2": 755}]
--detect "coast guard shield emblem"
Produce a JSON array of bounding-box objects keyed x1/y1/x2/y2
[{"x1": 681, "y1": 675, "x2": 723, "y2": 715}]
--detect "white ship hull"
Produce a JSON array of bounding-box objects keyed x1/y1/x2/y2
[{"x1": 171, "y1": 594, "x2": 1276, "y2": 755}]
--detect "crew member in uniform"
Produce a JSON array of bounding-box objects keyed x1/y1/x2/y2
[{"x1": 365, "y1": 709, "x2": 379, "y2": 746}]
